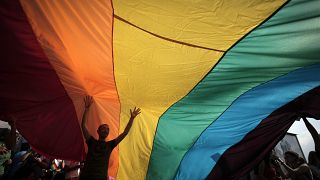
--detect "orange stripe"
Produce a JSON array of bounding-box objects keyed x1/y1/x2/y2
[
  {"x1": 0, "y1": 0, "x2": 85, "y2": 161},
  {"x1": 20, "y1": 0, "x2": 120, "y2": 177}
]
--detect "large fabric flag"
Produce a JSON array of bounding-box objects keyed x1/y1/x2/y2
[{"x1": 1, "y1": 0, "x2": 320, "y2": 179}]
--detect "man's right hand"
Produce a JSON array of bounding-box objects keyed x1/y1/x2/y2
[{"x1": 84, "y1": 96, "x2": 93, "y2": 109}]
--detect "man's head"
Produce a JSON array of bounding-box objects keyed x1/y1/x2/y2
[{"x1": 97, "y1": 124, "x2": 109, "y2": 139}]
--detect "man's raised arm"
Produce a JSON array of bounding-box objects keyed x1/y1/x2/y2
[
  {"x1": 81, "y1": 96, "x2": 93, "y2": 141},
  {"x1": 114, "y1": 107, "x2": 141, "y2": 145}
]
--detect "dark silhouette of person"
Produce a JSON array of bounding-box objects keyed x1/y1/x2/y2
[{"x1": 80, "y1": 96, "x2": 140, "y2": 180}]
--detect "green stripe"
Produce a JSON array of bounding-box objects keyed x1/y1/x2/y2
[{"x1": 147, "y1": 0, "x2": 320, "y2": 179}]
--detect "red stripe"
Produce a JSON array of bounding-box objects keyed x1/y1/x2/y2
[{"x1": 0, "y1": 0, "x2": 85, "y2": 160}]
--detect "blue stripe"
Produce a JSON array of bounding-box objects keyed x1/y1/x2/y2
[{"x1": 175, "y1": 63, "x2": 320, "y2": 180}]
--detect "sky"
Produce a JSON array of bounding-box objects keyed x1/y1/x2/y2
[{"x1": 288, "y1": 118, "x2": 320, "y2": 159}]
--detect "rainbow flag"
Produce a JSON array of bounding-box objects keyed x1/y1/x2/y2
[{"x1": 1, "y1": 0, "x2": 320, "y2": 179}]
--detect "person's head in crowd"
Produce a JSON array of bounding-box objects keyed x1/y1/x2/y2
[
  {"x1": 297, "y1": 157, "x2": 306, "y2": 165},
  {"x1": 308, "y1": 151, "x2": 320, "y2": 166},
  {"x1": 284, "y1": 151, "x2": 301, "y2": 167},
  {"x1": 0, "y1": 128, "x2": 10, "y2": 142}
]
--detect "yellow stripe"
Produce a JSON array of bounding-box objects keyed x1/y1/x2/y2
[
  {"x1": 114, "y1": 0, "x2": 285, "y2": 51},
  {"x1": 113, "y1": 19, "x2": 222, "y2": 179},
  {"x1": 114, "y1": 15, "x2": 225, "y2": 52},
  {"x1": 113, "y1": 0, "x2": 285, "y2": 179}
]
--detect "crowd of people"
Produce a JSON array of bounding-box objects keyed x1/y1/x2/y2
[
  {"x1": 243, "y1": 117, "x2": 320, "y2": 180},
  {"x1": 0, "y1": 96, "x2": 319, "y2": 180},
  {"x1": 0, "y1": 115, "x2": 83, "y2": 180}
]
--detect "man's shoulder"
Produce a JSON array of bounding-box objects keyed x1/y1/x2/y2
[
  {"x1": 86, "y1": 136, "x2": 96, "y2": 144},
  {"x1": 106, "y1": 139, "x2": 117, "y2": 148}
]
